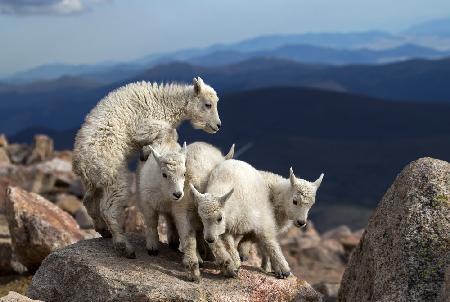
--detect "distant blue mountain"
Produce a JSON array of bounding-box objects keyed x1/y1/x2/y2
[
  {"x1": 4, "y1": 62, "x2": 143, "y2": 84},
  {"x1": 4, "y1": 27, "x2": 450, "y2": 84},
  {"x1": 187, "y1": 43, "x2": 449, "y2": 66},
  {"x1": 2, "y1": 56, "x2": 450, "y2": 134},
  {"x1": 404, "y1": 17, "x2": 450, "y2": 37}
]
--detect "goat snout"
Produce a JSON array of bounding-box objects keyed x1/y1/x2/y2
[
  {"x1": 205, "y1": 238, "x2": 215, "y2": 244},
  {"x1": 295, "y1": 220, "x2": 307, "y2": 228},
  {"x1": 173, "y1": 192, "x2": 182, "y2": 199}
]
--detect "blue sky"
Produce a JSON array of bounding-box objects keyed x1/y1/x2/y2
[{"x1": 1, "y1": 0, "x2": 450, "y2": 76}]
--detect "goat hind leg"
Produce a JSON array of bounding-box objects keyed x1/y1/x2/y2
[{"x1": 100, "y1": 180, "x2": 135, "y2": 259}]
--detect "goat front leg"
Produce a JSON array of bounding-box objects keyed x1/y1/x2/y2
[
  {"x1": 140, "y1": 205, "x2": 159, "y2": 256},
  {"x1": 222, "y1": 233, "x2": 241, "y2": 270},
  {"x1": 260, "y1": 248, "x2": 272, "y2": 272},
  {"x1": 209, "y1": 237, "x2": 238, "y2": 278},
  {"x1": 174, "y1": 213, "x2": 200, "y2": 282},
  {"x1": 257, "y1": 233, "x2": 290, "y2": 279},
  {"x1": 163, "y1": 214, "x2": 179, "y2": 250}
]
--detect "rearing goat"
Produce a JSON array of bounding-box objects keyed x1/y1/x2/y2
[{"x1": 73, "y1": 77, "x2": 221, "y2": 258}]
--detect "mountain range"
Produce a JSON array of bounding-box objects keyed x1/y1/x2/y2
[
  {"x1": 2, "y1": 56, "x2": 450, "y2": 135},
  {"x1": 4, "y1": 18, "x2": 450, "y2": 84}
]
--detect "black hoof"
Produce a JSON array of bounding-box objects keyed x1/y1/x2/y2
[
  {"x1": 275, "y1": 271, "x2": 290, "y2": 279},
  {"x1": 98, "y1": 229, "x2": 112, "y2": 238},
  {"x1": 147, "y1": 249, "x2": 158, "y2": 256},
  {"x1": 240, "y1": 256, "x2": 248, "y2": 262},
  {"x1": 126, "y1": 250, "x2": 136, "y2": 259},
  {"x1": 168, "y1": 241, "x2": 179, "y2": 250}
]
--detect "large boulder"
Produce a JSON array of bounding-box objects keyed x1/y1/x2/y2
[
  {"x1": 5, "y1": 187, "x2": 88, "y2": 271},
  {"x1": 28, "y1": 234, "x2": 321, "y2": 302},
  {"x1": 339, "y1": 158, "x2": 450, "y2": 302}
]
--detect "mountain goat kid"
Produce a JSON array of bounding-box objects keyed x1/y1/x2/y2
[
  {"x1": 190, "y1": 159, "x2": 292, "y2": 279},
  {"x1": 137, "y1": 141, "x2": 234, "y2": 282},
  {"x1": 73, "y1": 77, "x2": 221, "y2": 258},
  {"x1": 136, "y1": 142, "x2": 187, "y2": 255},
  {"x1": 239, "y1": 168, "x2": 324, "y2": 271}
]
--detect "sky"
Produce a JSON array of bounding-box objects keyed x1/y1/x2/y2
[{"x1": 1, "y1": 0, "x2": 450, "y2": 76}]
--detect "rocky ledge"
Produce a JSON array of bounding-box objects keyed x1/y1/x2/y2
[{"x1": 27, "y1": 234, "x2": 321, "y2": 302}]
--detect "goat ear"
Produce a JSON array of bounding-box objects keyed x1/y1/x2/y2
[
  {"x1": 289, "y1": 167, "x2": 297, "y2": 185},
  {"x1": 190, "y1": 183, "x2": 203, "y2": 202},
  {"x1": 181, "y1": 141, "x2": 187, "y2": 156},
  {"x1": 224, "y1": 144, "x2": 235, "y2": 160},
  {"x1": 193, "y1": 77, "x2": 204, "y2": 95},
  {"x1": 219, "y1": 188, "x2": 234, "y2": 206},
  {"x1": 314, "y1": 173, "x2": 324, "y2": 189}
]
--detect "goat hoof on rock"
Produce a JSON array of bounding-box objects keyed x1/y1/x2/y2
[
  {"x1": 168, "y1": 241, "x2": 179, "y2": 250},
  {"x1": 147, "y1": 249, "x2": 158, "y2": 256},
  {"x1": 275, "y1": 270, "x2": 291, "y2": 279}
]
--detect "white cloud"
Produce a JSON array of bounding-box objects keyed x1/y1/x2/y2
[{"x1": 0, "y1": 0, "x2": 108, "y2": 16}]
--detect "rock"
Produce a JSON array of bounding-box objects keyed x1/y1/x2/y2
[
  {"x1": 314, "y1": 282, "x2": 339, "y2": 302},
  {"x1": 28, "y1": 234, "x2": 321, "y2": 302},
  {"x1": 0, "y1": 178, "x2": 12, "y2": 213},
  {"x1": 26, "y1": 135, "x2": 54, "y2": 165},
  {"x1": 339, "y1": 158, "x2": 450, "y2": 302},
  {"x1": 0, "y1": 135, "x2": 8, "y2": 148},
  {"x1": 339, "y1": 233, "x2": 361, "y2": 259},
  {"x1": 0, "y1": 214, "x2": 14, "y2": 274},
  {"x1": 0, "y1": 292, "x2": 42, "y2": 302},
  {"x1": 123, "y1": 205, "x2": 145, "y2": 233},
  {"x1": 55, "y1": 194, "x2": 82, "y2": 214},
  {"x1": 5, "y1": 186, "x2": 88, "y2": 271},
  {"x1": 438, "y1": 265, "x2": 450, "y2": 302},
  {"x1": 52, "y1": 150, "x2": 72, "y2": 163},
  {"x1": 0, "y1": 149, "x2": 10, "y2": 165},
  {"x1": 5, "y1": 144, "x2": 31, "y2": 165},
  {"x1": 322, "y1": 225, "x2": 352, "y2": 241},
  {"x1": 55, "y1": 194, "x2": 94, "y2": 229},
  {"x1": 0, "y1": 159, "x2": 80, "y2": 198}
]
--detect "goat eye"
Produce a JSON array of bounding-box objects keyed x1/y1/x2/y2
[
  {"x1": 205, "y1": 103, "x2": 212, "y2": 109},
  {"x1": 217, "y1": 216, "x2": 222, "y2": 223},
  {"x1": 162, "y1": 173, "x2": 167, "y2": 178},
  {"x1": 293, "y1": 200, "x2": 298, "y2": 205}
]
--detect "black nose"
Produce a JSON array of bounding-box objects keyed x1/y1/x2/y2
[
  {"x1": 206, "y1": 238, "x2": 215, "y2": 244},
  {"x1": 216, "y1": 123, "x2": 221, "y2": 129},
  {"x1": 297, "y1": 220, "x2": 306, "y2": 227},
  {"x1": 173, "y1": 192, "x2": 182, "y2": 199}
]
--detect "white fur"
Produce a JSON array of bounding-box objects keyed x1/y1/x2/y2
[
  {"x1": 137, "y1": 141, "x2": 234, "y2": 282},
  {"x1": 239, "y1": 168, "x2": 324, "y2": 271},
  {"x1": 191, "y1": 159, "x2": 292, "y2": 279},
  {"x1": 72, "y1": 77, "x2": 220, "y2": 257}
]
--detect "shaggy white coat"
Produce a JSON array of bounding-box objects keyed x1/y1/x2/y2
[{"x1": 72, "y1": 78, "x2": 220, "y2": 257}]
